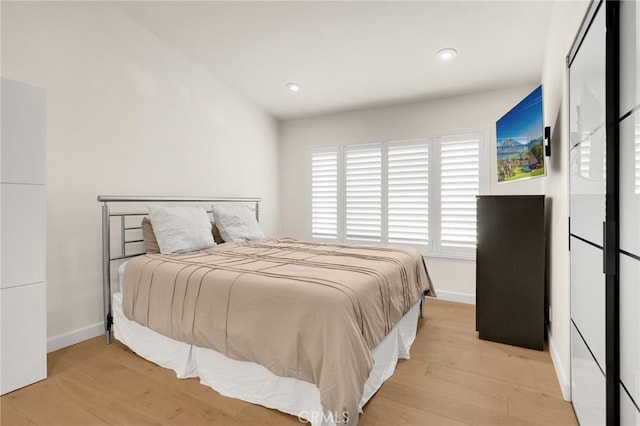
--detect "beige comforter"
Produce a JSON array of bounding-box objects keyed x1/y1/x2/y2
[{"x1": 122, "y1": 238, "x2": 433, "y2": 425}]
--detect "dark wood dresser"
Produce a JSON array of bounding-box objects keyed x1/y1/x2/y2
[{"x1": 476, "y1": 195, "x2": 545, "y2": 350}]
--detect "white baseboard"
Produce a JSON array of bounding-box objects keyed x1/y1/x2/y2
[
  {"x1": 430, "y1": 290, "x2": 475, "y2": 305},
  {"x1": 47, "y1": 321, "x2": 104, "y2": 353},
  {"x1": 547, "y1": 326, "x2": 571, "y2": 401}
]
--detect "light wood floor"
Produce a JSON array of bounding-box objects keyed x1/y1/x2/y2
[{"x1": 1, "y1": 299, "x2": 576, "y2": 425}]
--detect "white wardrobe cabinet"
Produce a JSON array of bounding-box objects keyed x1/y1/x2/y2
[{"x1": 1, "y1": 77, "x2": 47, "y2": 395}]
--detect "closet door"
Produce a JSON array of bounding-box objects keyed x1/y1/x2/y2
[
  {"x1": 619, "y1": 0, "x2": 640, "y2": 422},
  {"x1": 569, "y1": 2, "x2": 607, "y2": 425}
]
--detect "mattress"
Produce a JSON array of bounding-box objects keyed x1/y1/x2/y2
[{"x1": 113, "y1": 293, "x2": 419, "y2": 425}]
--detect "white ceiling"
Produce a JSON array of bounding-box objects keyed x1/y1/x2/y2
[{"x1": 117, "y1": 1, "x2": 554, "y2": 120}]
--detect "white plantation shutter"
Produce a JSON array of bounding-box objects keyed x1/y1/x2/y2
[
  {"x1": 387, "y1": 141, "x2": 430, "y2": 246},
  {"x1": 311, "y1": 148, "x2": 339, "y2": 239},
  {"x1": 345, "y1": 144, "x2": 382, "y2": 242},
  {"x1": 439, "y1": 134, "x2": 481, "y2": 251},
  {"x1": 309, "y1": 132, "x2": 484, "y2": 259}
]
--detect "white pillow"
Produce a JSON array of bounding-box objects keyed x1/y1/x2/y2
[
  {"x1": 211, "y1": 205, "x2": 265, "y2": 242},
  {"x1": 148, "y1": 205, "x2": 215, "y2": 254}
]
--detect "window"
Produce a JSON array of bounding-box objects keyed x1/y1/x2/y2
[
  {"x1": 387, "y1": 141, "x2": 430, "y2": 246},
  {"x1": 345, "y1": 144, "x2": 382, "y2": 242},
  {"x1": 439, "y1": 134, "x2": 481, "y2": 253},
  {"x1": 310, "y1": 132, "x2": 484, "y2": 259},
  {"x1": 310, "y1": 147, "x2": 339, "y2": 239}
]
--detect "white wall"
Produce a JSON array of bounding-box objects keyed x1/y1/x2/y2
[
  {"x1": 1, "y1": 2, "x2": 280, "y2": 348},
  {"x1": 280, "y1": 85, "x2": 544, "y2": 302},
  {"x1": 541, "y1": 0, "x2": 590, "y2": 401}
]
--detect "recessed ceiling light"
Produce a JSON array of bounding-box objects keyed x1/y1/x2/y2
[
  {"x1": 286, "y1": 82, "x2": 300, "y2": 92},
  {"x1": 436, "y1": 48, "x2": 457, "y2": 62}
]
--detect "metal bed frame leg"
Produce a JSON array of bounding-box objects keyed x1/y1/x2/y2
[
  {"x1": 102, "y1": 202, "x2": 112, "y2": 344},
  {"x1": 420, "y1": 294, "x2": 424, "y2": 319}
]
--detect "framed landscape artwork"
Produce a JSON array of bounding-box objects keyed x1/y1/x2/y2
[{"x1": 496, "y1": 85, "x2": 545, "y2": 183}]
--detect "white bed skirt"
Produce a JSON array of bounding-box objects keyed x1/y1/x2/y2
[{"x1": 113, "y1": 293, "x2": 420, "y2": 426}]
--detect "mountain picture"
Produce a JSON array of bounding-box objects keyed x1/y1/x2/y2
[{"x1": 496, "y1": 86, "x2": 545, "y2": 182}]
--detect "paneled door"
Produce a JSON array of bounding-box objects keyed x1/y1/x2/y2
[
  {"x1": 569, "y1": 1, "x2": 640, "y2": 424},
  {"x1": 619, "y1": 0, "x2": 640, "y2": 423},
  {"x1": 568, "y1": 2, "x2": 608, "y2": 425}
]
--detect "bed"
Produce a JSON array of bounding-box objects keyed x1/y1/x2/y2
[{"x1": 98, "y1": 196, "x2": 434, "y2": 426}]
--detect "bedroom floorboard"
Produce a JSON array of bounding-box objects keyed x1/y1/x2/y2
[{"x1": 0, "y1": 298, "x2": 576, "y2": 425}]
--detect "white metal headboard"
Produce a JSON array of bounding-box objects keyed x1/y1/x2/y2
[{"x1": 97, "y1": 195, "x2": 261, "y2": 344}]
